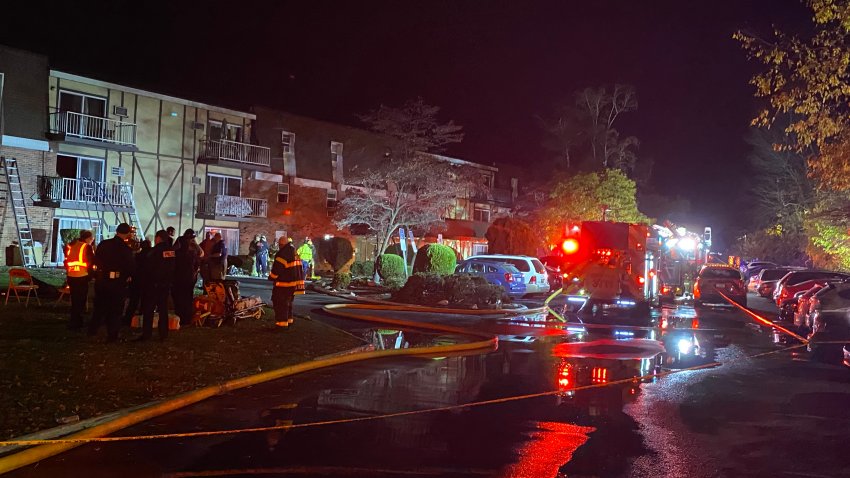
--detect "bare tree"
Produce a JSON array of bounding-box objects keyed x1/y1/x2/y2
[
  {"x1": 337, "y1": 98, "x2": 474, "y2": 254},
  {"x1": 575, "y1": 84, "x2": 638, "y2": 168},
  {"x1": 336, "y1": 155, "x2": 483, "y2": 254},
  {"x1": 359, "y1": 97, "x2": 464, "y2": 162}
]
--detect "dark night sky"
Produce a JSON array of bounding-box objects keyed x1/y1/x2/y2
[{"x1": 2, "y1": 0, "x2": 811, "y2": 248}]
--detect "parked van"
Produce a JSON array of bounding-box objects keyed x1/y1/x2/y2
[{"x1": 467, "y1": 254, "x2": 549, "y2": 294}]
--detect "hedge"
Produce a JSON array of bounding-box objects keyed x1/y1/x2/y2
[
  {"x1": 412, "y1": 243, "x2": 457, "y2": 276},
  {"x1": 377, "y1": 254, "x2": 405, "y2": 282}
]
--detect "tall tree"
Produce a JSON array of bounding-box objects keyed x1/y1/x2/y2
[
  {"x1": 735, "y1": 0, "x2": 850, "y2": 189},
  {"x1": 358, "y1": 97, "x2": 464, "y2": 162},
  {"x1": 534, "y1": 169, "x2": 649, "y2": 243},
  {"x1": 335, "y1": 156, "x2": 482, "y2": 254},
  {"x1": 575, "y1": 84, "x2": 639, "y2": 169},
  {"x1": 337, "y1": 99, "x2": 477, "y2": 254}
]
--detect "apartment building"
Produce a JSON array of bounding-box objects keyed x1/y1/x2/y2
[
  {"x1": 246, "y1": 108, "x2": 517, "y2": 261},
  {"x1": 4, "y1": 63, "x2": 270, "y2": 264},
  {"x1": 0, "y1": 46, "x2": 56, "y2": 261},
  {"x1": 1, "y1": 45, "x2": 516, "y2": 265}
]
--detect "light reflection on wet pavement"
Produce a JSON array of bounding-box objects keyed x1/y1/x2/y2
[{"x1": 6, "y1": 297, "x2": 763, "y2": 478}]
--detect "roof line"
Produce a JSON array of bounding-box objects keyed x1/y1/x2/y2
[{"x1": 50, "y1": 70, "x2": 255, "y2": 119}]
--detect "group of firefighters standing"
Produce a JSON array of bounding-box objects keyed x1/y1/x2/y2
[{"x1": 63, "y1": 225, "x2": 311, "y2": 339}]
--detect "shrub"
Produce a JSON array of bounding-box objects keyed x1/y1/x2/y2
[
  {"x1": 332, "y1": 271, "x2": 352, "y2": 289},
  {"x1": 384, "y1": 243, "x2": 415, "y2": 266},
  {"x1": 316, "y1": 237, "x2": 354, "y2": 272},
  {"x1": 443, "y1": 274, "x2": 510, "y2": 307},
  {"x1": 350, "y1": 260, "x2": 375, "y2": 277},
  {"x1": 393, "y1": 273, "x2": 445, "y2": 304},
  {"x1": 413, "y1": 243, "x2": 457, "y2": 276},
  {"x1": 60, "y1": 228, "x2": 83, "y2": 246},
  {"x1": 377, "y1": 254, "x2": 405, "y2": 281}
]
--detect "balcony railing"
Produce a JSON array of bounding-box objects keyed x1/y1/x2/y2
[
  {"x1": 36, "y1": 176, "x2": 134, "y2": 208},
  {"x1": 49, "y1": 110, "x2": 137, "y2": 148},
  {"x1": 200, "y1": 139, "x2": 271, "y2": 168},
  {"x1": 471, "y1": 187, "x2": 513, "y2": 205},
  {"x1": 196, "y1": 193, "x2": 268, "y2": 219}
]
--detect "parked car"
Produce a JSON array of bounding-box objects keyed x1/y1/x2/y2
[
  {"x1": 774, "y1": 270, "x2": 850, "y2": 306},
  {"x1": 756, "y1": 268, "x2": 800, "y2": 298},
  {"x1": 779, "y1": 278, "x2": 842, "y2": 321},
  {"x1": 794, "y1": 282, "x2": 830, "y2": 328},
  {"x1": 807, "y1": 282, "x2": 850, "y2": 361},
  {"x1": 455, "y1": 259, "x2": 527, "y2": 298},
  {"x1": 468, "y1": 254, "x2": 549, "y2": 294},
  {"x1": 741, "y1": 261, "x2": 777, "y2": 281},
  {"x1": 539, "y1": 256, "x2": 566, "y2": 292},
  {"x1": 694, "y1": 264, "x2": 746, "y2": 307}
]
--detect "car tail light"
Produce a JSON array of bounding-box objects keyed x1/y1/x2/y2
[
  {"x1": 530, "y1": 276, "x2": 537, "y2": 284},
  {"x1": 592, "y1": 367, "x2": 608, "y2": 383},
  {"x1": 504, "y1": 273, "x2": 513, "y2": 282}
]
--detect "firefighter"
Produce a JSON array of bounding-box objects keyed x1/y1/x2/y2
[
  {"x1": 172, "y1": 229, "x2": 201, "y2": 325},
  {"x1": 269, "y1": 236, "x2": 305, "y2": 327},
  {"x1": 139, "y1": 230, "x2": 176, "y2": 341},
  {"x1": 64, "y1": 230, "x2": 95, "y2": 332},
  {"x1": 89, "y1": 223, "x2": 136, "y2": 342}
]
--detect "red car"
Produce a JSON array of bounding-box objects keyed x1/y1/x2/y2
[{"x1": 774, "y1": 271, "x2": 850, "y2": 309}]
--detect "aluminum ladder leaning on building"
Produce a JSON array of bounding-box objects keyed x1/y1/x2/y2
[{"x1": 0, "y1": 156, "x2": 38, "y2": 267}]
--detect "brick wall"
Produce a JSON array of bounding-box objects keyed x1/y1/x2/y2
[{"x1": 0, "y1": 146, "x2": 57, "y2": 263}]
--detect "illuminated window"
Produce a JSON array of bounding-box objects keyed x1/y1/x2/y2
[
  {"x1": 277, "y1": 183, "x2": 289, "y2": 203},
  {"x1": 281, "y1": 131, "x2": 295, "y2": 154},
  {"x1": 473, "y1": 204, "x2": 490, "y2": 222}
]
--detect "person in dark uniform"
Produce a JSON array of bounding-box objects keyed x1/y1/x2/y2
[
  {"x1": 139, "y1": 230, "x2": 176, "y2": 341},
  {"x1": 89, "y1": 223, "x2": 136, "y2": 342},
  {"x1": 172, "y1": 229, "x2": 201, "y2": 325},
  {"x1": 166, "y1": 226, "x2": 176, "y2": 246},
  {"x1": 123, "y1": 239, "x2": 151, "y2": 325},
  {"x1": 64, "y1": 230, "x2": 95, "y2": 331},
  {"x1": 268, "y1": 236, "x2": 305, "y2": 328}
]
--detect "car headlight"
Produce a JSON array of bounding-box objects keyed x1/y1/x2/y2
[{"x1": 677, "y1": 338, "x2": 693, "y2": 354}]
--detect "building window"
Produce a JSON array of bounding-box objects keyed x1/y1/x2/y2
[
  {"x1": 326, "y1": 189, "x2": 338, "y2": 209},
  {"x1": 206, "y1": 173, "x2": 241, "y2": 197},
  {"x1": 473, "y1": 204, "x2": 490, "y2": 222},
  {"x1": 330, "y1": 141, "x2": 343, "y2": 167},
  {"x1": 58, "y1": 90, "x2": 107, "y2": 117},
  {"x1": 208, "y1": 120, "x2": 243, "y2": 142},
  {"x1": 277, "y1": 182, "x2": 290, "y2": 203},
  {"x1": 282, "y1": 131, "x2": 295, "y2": 154}
]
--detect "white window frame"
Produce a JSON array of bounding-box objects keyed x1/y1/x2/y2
[
  {"x1": 282, "y1": 131, "x2": 295, "y2": 154},
  {"x1": 473, "y1": 204, "x2": 491, "y2": 222},
  {"x1": 58, "y1": 90, "x2": 107, "y2": 116},
  {"x1": 277, "y1": 182, "x2": 290, "y2": 203},
  {"x1": 330, "y1": 141, "x2": 343, "y2": 166},
  {"x1": 208, "y1": 119, "x2": 243, "y2": 142},
  {"x1": 206, "y1": 172, "x2": 242, "y2": 197}
]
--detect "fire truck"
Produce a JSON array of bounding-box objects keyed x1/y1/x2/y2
[{"x1": 551, "y1": 221, "x2": 659, "y2": 315}]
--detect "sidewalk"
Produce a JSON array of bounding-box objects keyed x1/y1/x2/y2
[{"x1": 0, "y1": 303, "x2": 366, "y2": 440}]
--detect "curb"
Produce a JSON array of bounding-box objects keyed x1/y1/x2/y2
[{"x1": 0, "y1": 325, "x2": 496, "y2": 474}]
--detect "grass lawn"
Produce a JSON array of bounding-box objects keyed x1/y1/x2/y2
[
  {"x1": 0, "y1": 266, "x2": 66, "y2": 291},
  {"x1": 0, "y1": 302, "x2": 366, "y2": 439}
]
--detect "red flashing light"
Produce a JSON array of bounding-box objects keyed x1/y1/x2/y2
[
  {"x1": 283, "y1": 209, "x2": 292, "y2": 216},
  {"x1": 649, "y1": 270, "x2": 656, "y2": 278},
  {"x1": 561, "y1": 238, "x2": 580, "y2": 254},
  {"x1": 558, "y1": 362, "x2": 573, "y2": 390},
  {"x1": 638, "y1": 275, "x2": 645, "y2": 285}
]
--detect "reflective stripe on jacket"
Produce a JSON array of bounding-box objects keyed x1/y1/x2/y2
[
  {"x1": 66, "y1": 242, "x2": 93, "y2": 278},
  {"x1": 270, "y1": 243, "x2": 306, "y2": 294}
]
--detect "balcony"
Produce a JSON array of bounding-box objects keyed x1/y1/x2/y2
[
  {"x1": 47, "y1": 110, "x2": 138, "y2": 151},
  {"x1": 471, "y1": 187, "x2": 513, "y2": 206},
  {"x1": 33, "y1": 176, "x2": 135, "y2": 212},
  {"x1": 195, "y1": 193, "x2": 268, "y2": 222},
  {"x1": 198, "y1": 139, "x2": 271, "y2": 171}
]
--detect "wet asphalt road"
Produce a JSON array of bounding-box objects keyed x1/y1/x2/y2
[{"x1": 5, "y1": 288, "x2": 850, "y2": 478}]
